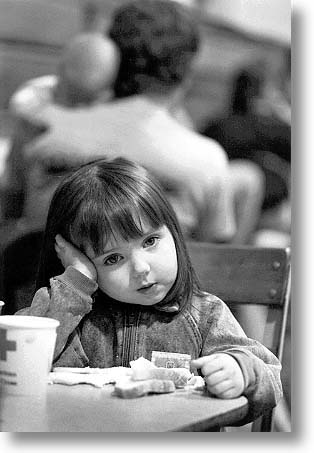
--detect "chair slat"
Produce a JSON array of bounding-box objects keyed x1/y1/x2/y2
[{"x1": 187, "y1": 243, "x2": 290, "y2": 305}]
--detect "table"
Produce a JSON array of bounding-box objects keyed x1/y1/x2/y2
[{"x1": 0, "y1": 384, "x2": 248, "y2": 432}]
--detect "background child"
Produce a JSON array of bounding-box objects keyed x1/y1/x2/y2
[
  {"x1": 16, "y1": 157, "x2": 282, "y2": 423},
  {"x1": 10, "y1": 31, "x2": 120, "y2": 115},
  {"x1": 2, "y1": 32, "x2": 120, "y2": 226}
]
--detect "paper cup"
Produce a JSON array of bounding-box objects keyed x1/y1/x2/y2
[
  {"x1": 0, "y1": 315, "x2": 59, "y2": 396},
  {"x1": 0, "y1": 301, "x2": 4, "y2": 315}
]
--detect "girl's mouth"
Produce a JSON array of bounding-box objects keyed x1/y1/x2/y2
[{"x1": 137, "y1": 283, "x2": 157, "y2": 293}]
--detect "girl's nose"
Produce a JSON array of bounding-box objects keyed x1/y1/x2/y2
[{"x1": 131, "y1": 253, "x2": 150, "y2": 277}]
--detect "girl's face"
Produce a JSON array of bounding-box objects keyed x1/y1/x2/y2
[{"x1": 86, "y1": 222, "x2": 178, "y2": 306}]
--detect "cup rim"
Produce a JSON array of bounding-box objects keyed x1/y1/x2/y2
[{"x1": 0, "y1": 315, "x2": 60, "y2": 329}]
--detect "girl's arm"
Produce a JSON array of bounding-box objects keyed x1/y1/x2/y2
[
  {"x1": 16, "y1": 267, "x2": 98, "y2": 366},
  {"x1": 195, "y1": 295, "x2": 283, "y2": 423},
  {"x1": 16, "y1": 235, "x2": 98, "y2": 366}
]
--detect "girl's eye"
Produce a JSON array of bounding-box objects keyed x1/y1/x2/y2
[
  {"x1": 103, "y1": 254, "x2": 122, "y2": 266},
  {"x1": 143, "y1": 236, "x2": 159, "y2": 248}
]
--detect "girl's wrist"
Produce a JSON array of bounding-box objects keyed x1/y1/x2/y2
[
  {"x1": 59, "y1": 266, "x2": 98, "y2": 298},
  {"x1": 71, "y1": 263, "x2": 97, "y2": 282}
]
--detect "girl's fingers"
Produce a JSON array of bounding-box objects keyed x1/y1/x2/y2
[
  {"x1": 55, "y1": 234, "x2": 67, "y2": 247},
  {"x1": 203, "y1": 369, "x2": 226, "y2": 387},
  {"x1": 191, "y1": 355, "x2": 217, "y2": 367},
  {"x1": 55, "y1": 234, "x2": 62, "y2": 243},
  {"x1": 192, "y1": 355, "x2": 223, "y2": 376},
  {"x1": 206, "y1": 378, "x2": 235, "y2": 396},
  {"x1": 219, "y1": 388, "x2": 238, "y2": 399},
  {"x1": 55, "y1": 241, "x2": 66, "y2": 266}
]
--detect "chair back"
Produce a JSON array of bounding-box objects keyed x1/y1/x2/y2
[{"x1": 187, "y1": 241, "x2": 291, "y2": 431}]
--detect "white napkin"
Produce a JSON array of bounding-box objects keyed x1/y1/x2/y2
[
  {"x1": 49, "y1": 366, "x2": 132, "y2": 388},
  {"x1": 49, "y1": 360, "x2": 205, "y2": 391}
]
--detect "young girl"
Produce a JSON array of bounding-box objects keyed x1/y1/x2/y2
[{"x1": 17, "y1": 157, "x2": 282, "y2": 423}]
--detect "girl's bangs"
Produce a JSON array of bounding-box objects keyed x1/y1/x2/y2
[{"x1": 70, "y1": 190, "x2": 166, "y2": 255}]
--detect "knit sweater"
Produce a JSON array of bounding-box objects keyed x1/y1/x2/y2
[{"x1": 17, "y1": 266, "x2": 283, "y2": 423}]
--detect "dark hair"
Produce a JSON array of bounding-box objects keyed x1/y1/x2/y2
[
  {"x1": 36, "y1": 157, "x2": 201, "y2": 312},
  {"x1": 109, "y1": 0, "x2": 200, "y2": 98},
  {"x1": 231, "y1": 69, "x2": 263, "y2": 115}
]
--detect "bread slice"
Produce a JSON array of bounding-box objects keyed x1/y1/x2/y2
[
  {"x1": 132, "y1": 367, "x2": 191, "y2": 388},
  {"x1": 114, "y1": 377, "x2": 176, "y2": 398}
]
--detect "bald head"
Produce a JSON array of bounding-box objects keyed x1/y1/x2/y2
[{"x1": 57, "y1": 32, "x2": 120, "y2": 106}]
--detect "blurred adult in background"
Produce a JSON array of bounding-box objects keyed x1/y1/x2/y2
[
  {"x1": 0, "y1": 32, "x2": 120, "y2": 227},
  {"x1": 109, "y1": 0, "x2": 265, "y2": 244},
  {"x1": 16, "y1": 0, "x2": 265, "y2": 244},
  {"x1": 11, "y1": 0, "x2": 233, "y2": 243}
]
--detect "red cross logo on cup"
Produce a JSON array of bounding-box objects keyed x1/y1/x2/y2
[
  {"x1": 0, "y1": 328, "x2": 17, "y2": 361},
  {"x1": 165, "y1": 360, "x2": 175, "y2": 368}
]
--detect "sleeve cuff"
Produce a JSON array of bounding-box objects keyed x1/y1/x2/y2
[
  {"x1": 55, "y1": 266, "x2": 98, "y2": 298},
  {"x1": 224, "y1": 350, "x2": 256, "y2": 391}
]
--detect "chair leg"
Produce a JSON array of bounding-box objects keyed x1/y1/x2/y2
[{"x1": 272, "y1": 397, "x2": 291, "y2": 432}]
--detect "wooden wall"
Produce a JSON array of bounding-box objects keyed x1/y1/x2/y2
[{"x1": 0, "y1": 0, "x2": 82, "y2": 108}]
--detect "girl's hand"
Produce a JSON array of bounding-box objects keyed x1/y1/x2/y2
[
  {"x1": 55, "y1": 234, "x2": 97, "y2": 282},
  {"x1": 191, "y1": 353, "x2": 245, "y2": 399}
]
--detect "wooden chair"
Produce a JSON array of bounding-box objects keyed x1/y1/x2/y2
[{"x1": 186, "y1": 241, "x2": 291, "y2": 432}]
